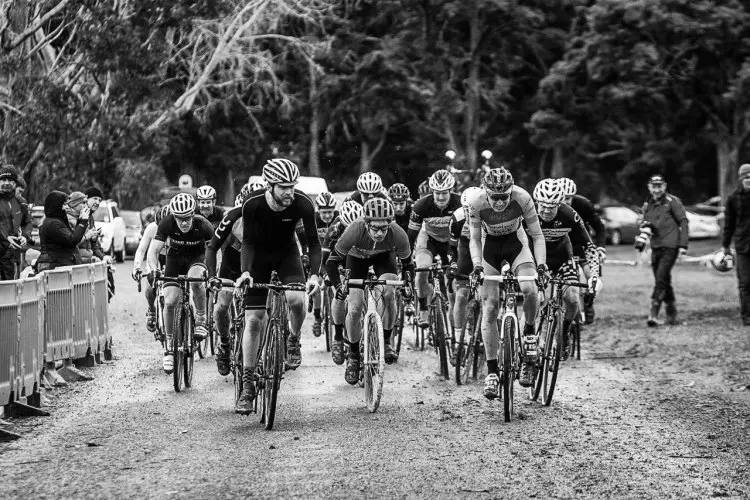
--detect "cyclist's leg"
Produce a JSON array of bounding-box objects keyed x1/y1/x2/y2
[
  {"x1": 434, "y1": 241, "x2": 455, "y2": 327},
  {"x1": 343, "y1": 255, "x2": 369, "y2": 384},
  {"x1": 372, "y1": 252, "x2": 398, "y2": 363},
  {"x1": 576, "y1": 248, "x2": 595, "y2": 323},
  {"x1": 414, "y1": 231, "x2": 434, "y2": 326},
  {"x1": 277, "y1": 245, "x2": 306, "y2": 368},
  {"x1": 187, "y1": 262, "x2": 209, "y2": 339},
  {"x1": 144, "y1": 273, "x2": 157, "y2": 331},
  {"x1": 330, "y1": 294, "x2": 348, "y2": 364},
  {"x1": 311, "y1": 279, "x2": 323, "y2": 335},
  {"x1": 512, "y1": 240, "x2": 540, "y2": 387},
  {"x1": 161, "y1": 256, "x2": 189, "y2": 372},
  {"x1": 480, "y1": 254, "x2": 502, "y2": 398},
  {"x1": 216, "y1": 247, "x2": 241, "y2": 347},
  {"x1": 453, "y1": 239, "x2": 473, "y2": 338}
]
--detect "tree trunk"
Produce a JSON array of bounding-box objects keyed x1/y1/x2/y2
[
  {"x1": 550, "y1": 146, "x2": 565, "y2": 178},
  {"x1": 537, "y1": 149, "x2": 549, "y2": 180},
  {"x1": 359, "y1": 140, "x2": 371, "y2": 173},
  {"x1": 716, "y1": 137, "x2": 738, "y2": 204},
  {"x1": 308, "y1": 64, "x2": 321, "y2": 177},
  {"x1": 464, "y1": 0, "x2": 480, "y2": 173}
]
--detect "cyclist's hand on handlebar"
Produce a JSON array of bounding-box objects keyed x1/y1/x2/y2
[
  {"x1": 335, "y1": 283, "x2": 349, "y2": 301},
  {"x1": 235, "y1": 272, "x2": 253, "y2": 290},
  {"x1": 306, "y1": 274, "x2": 320, "y2": 296},
  {"x1": 588, "y1": 276, "x2": 602, "y2": 296},
  {"x1": 147, "y1": 269, "x2": 160, "y2": 282},
  {"x1": 132, "y1": 267, "x2": 142, "y2": 282},
  {"x1": 470, "y1": 265, "x2": 484, "y2": 286},
  {"x1": 208, "y1": 276, "x2": 222, "y2": 292},
  {"x1": 448, "y1": 261, "x2": 458, "y2": 279},
  {"x1": 301, "y1": 254, "x2": 310, "y2": 268},
  {"x1": 537, "y1": 263, "x2": 550, "y2": 288}
]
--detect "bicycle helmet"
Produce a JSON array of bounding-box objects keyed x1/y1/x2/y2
[
  {"x1": 388, "y1": 183, "x2": 411, "y2": 202},
  {"x1": 461, "y1": 186, "x2": 482, "y2": 207},
  {"x1": 316, "y1": 192, "x2": 337, "y2": 209},
  {"x1": 483, "y1": 167, "x2": 514, "y2": 193},
  {"x1": 711, "y1": 251, "x2": 735, "y2": 273},
  {"x1": 156, "y1": 206, "x2": 170, "y2": 224},
  {"x1": 533, "y1": 179, "x2": 565, "y2": 204},
  {"x1": 363, "y1": 198, "x2": 395, "y2": 221},
  {"x1": 248, "y1": 180, "x2": 267, "y2": 192},
  {"x1": 418, "y1": 180, "x2": 430, "y2": 197},
  {"x1": 429, "y1": 170, "x2": 456, "y2": 191},
  {"x1": 234, "y1": 194, "x2": 244, "y2": 207},
  {"x1": 356, "y1": 172, "x2": 383, "y2": 194},
  {"x1": 262, "y1": 158, "x2": 299, "y2": 185},
  {"x1": 558, "y1": 177, "x2": 577, "y2": 197},
  {"x1": 196, "y1": 185, "x2": 216, "y2": 200},
  {"x1": 169, "y1": 193, "x2": 196, "y2": 217},
  {"x1": 340, "y1": 200, "x2": 364, "y2": 227}
]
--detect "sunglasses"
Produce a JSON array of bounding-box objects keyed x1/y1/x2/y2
[
  {"x1": 174, "y1": 215, "x2": 193, "y2": 223},
  {"x1": 368, "y1": 223, "x2": 390, "y2": 234},
  {"x1": 538, "y1": 203, "x2": 558, "y2": 211},
  {"x1": 488, "y1": 192, "x2": 511, "y2": 202}
]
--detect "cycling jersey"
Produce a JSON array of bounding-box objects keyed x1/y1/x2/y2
[
  {"x1": 315, "y1": 210, "x2": 339, "y2": 244},
  {"x1": 134, "y1": 222, "x2": 167, "y2": 273},
  {"x1": 320, "y1": 217, "x2": 346, "y2": 274},
  {"x1": 537, "y1": 203, "x2": 599, "y2": 276},
  {"x1": 394, "y1": 200, "x2": 413, "y2": 235},
  {"x1": 206, "y1": 206, "x2": 243, "y2": 277},
  {"x1": 155, "y1": 214, "x2": 214, "y2": 258},
  {"x1": 449, "y1": 206, "x2": 471, "y2": 243},
  {"x1": 202, "y1": 206, "x2": 226, "y2": 229},
  {"x1": 408, "y1": 193, "x2": 461, "y2": 246},
  {"x1": 570, "y1": 195, "x2": 606, "y2": 247}
]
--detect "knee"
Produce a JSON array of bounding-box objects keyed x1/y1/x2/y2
[
  {"x1": 520, "y1": 282, "x2": 536, "y2": 298},
  {"x1": 482, "y1": 296, "x2": 500, "y2": 316},
  {"x1": 348, "y1": 296, "x2": 366, "y2": 316}
]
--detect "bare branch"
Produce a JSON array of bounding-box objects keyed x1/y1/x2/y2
[
  {"x1": 0, "y1": 100, "x2": 26, "y2": 116},
  {"x1": 7, "y1": 0, "x2": 74, "y2": 52}
]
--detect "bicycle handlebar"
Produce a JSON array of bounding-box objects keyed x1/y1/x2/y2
[
  {"x1": 247, "y1": 282, "x2": 307, "y2": 292},
  {"x1": 347, "y1": 278, "x2": 409, "y2": 287},
  {"x1": 154, "y1": 275, "x2": 209, "y2": 284},
  {"x1": 481, "y1": 274, "x2": 538, "y2": 283}
]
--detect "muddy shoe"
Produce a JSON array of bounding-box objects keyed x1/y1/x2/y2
[
  {"x1": 312, "y1": 318, "x2": 322, "y2": 337},
  {"x1": 146, "y1": 311, "x2": 157, "y2": 333},
  {"x1": 194, "y1": 322, "x2": 209, "y2": 341},
  {"x1": 583, "y1": 293, "x2": 595, "y2": 324},
  {"x1": 215, "y1": 340, "x2": 231, "y2": 376},
  {"x1": 418, "y1": 310, "x2": 430, "y2": 329},
  {"x1": 163, "y1": 352, "x2": 174, "y2": 374},
  {"x1": 345, "y1": 357, "x2": 361, "y2": 385},
  {"x1": 331, "y1": 340, "x2": 346, "y2": 365},
  {"x1": 384, "y1": 343, "x2": 398, "y2": 365},
  {"x1": 286, "y1": 336, "x2": 301, "y2": 370},
  {"x1": 519, "y1": 362, "x2": 536, "y2": 388},
  {"x1": 235, "y1": 369, "x2": 257, "y2": 415},
  {"x1": 483, "y1": 373, "x2": 500, "y2": 400}
]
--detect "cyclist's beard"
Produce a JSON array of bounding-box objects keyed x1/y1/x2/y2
[
  {"x1": 0, "y1": 185, "x2": 13, "y2": 196},
  {"x1": 199, "y1": 206, "x2": 212, "y2": 217},
  {"x1": 271, "y1": 189, "x2": 294, "y2": 208}
]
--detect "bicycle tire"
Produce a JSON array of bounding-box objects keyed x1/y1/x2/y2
[
  {"x1": 501, "y1": 316, "x2": 515, "y2": 422},
  {"x1": 433, "y1": 297, "x2": 450, "y2": 380},
  {"x1": 364, "y1": 310, "x2": 385, "y2": 413},
  {"x1": 323, "y1": 288, "x2": 332, "y2": 352},
  {"x1": 532, "y1": 305, "x2": 552, "y2": 402},
  {"x1": 262, "y1": 318, "x2": 284, "y2": 430},
  {"x1": 173, "y1": 308, "x2": 184, "y2": 393},
  {"x1": 184, "y1": 307, "x2": 195, "y2": 388},
  {"x1": 394, "y1": 292, "x2": 404, "y2": 357},
  {"x1": 572, "y1": 320, "x2": 581, "y2": 360},
  {"x1": 231, "y1": 303, "x2": 244, "y2": 407},
  {"x1": 456, "y1": 300, "x2": 479, "y2": 385},
  {"x1": 542, "y1": 308, "x2": 562, "y2": 406}
]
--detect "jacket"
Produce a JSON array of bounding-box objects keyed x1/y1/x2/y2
[
  {"x1": 640, "y1": 193, "x2": 689, "y2": 249},
  {"x1": 0, "y1": 191, "x2": 32, "y2": 259},
  {"x1": 37, "y1": 191, "x2": 88, "y2": 270},
  {"x1": 722, "y1": 187, "x2": 750, "y2": 254}
]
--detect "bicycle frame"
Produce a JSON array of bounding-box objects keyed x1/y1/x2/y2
[{"x1": 415, "y1": 259, "x2": 453, "y2": 379}]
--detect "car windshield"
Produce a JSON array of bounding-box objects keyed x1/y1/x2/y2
[
  {"x1": 94, "y1": 206, "x2": 110, "y2": 222},
  {"x1": 605, "y1": 206, "x2": 639, "y2": 224}
]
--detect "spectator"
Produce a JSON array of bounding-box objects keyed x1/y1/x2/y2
[
  {"x1": 721, "y1": 164, "x2": 750, "y2": 326},
  {"x1": 0, "y1": 165, "x2": 32, "y2": 280},
  {"x1": 66, "y1": 191, "x2": 99, "y2": 263},
  {"x1": 83, "y1": 187, "x2": 107, "y2": 261},
  {"x1": 639, "y1": 174, "x2": 689, "y2": 327},
  {"x1": 36, "y1": 191, "x2": 90, "y2": 272}
]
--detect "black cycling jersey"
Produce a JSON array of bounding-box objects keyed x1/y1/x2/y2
[
  {"x1": 201, "y1": 205, "x2": 225, "y2": 229},
  {"x1": 206, "y1": 206, "x2": 243, "y2": 277},
  {"x1": 394, "y1": 200, "x2": 412, "y2": 234},
  {"x1": 241, "y1": 190, "x2": 321, "y2": 275},
  {"x1": 315, "y1": 210, "x2": 339, "y2": 244},
  {"x1": 155, "y1": 214, "x2": 214, "y2": 258},
  {"x1": 408, "y1": 193, "x2": 462, "y2": 247},
  {"x1": 345, "y1": 190, "x2": 389, "y2": 206},
  {"x1": 537, "y1": 203, "x2": 599, "y2": 275},
  {"x1": 570, "y1": 195, "x2": 606, "y2": 247}
]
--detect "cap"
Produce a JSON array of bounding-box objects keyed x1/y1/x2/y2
[
  {"x1": 648, "y1": 174, "x2": 665, "y2": 185},
  {"x1": 84, "y1": 186, "x2": 103, "y2": 199},
  {"x1": 67, "y1": 191, "x2": 87, "y2": 208},
  {"x1": 0, "y1": 165, "x2": 19, "y2": 183},
  {"x1": 738, "y1": 164, "x2": 750, "y2": 179}
]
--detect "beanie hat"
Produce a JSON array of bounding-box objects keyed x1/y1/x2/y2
[
  {"x1": 84, "y1": 186, "x2": 104, "y2": 199},
  {"x1": 67, "y1": 191, "x2": 87, "y2": 208},
  {"x1": 0, "y1": 165, "x2": 19, "y2": 183}
]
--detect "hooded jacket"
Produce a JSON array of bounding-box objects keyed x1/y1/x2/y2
[
  {"x1": 37, "y1": 191, "x2": 88, "y2": 269},
  {"x1": 0, "y1": 188, "x2": 32, "y2": 258}
]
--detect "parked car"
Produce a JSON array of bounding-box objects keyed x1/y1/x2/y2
[
  {"x1": 94, "y1": 200, "x2": 127, "y2": 262},
  {"x1": 597, "y1": 205, "x2": 641, "y2": 245},
  {"x1": 686, "y1": 210, "x2": 721, "y2": 239},
  {"x1": 121, "y1": 210, "x2": 143, "y2": 256}
]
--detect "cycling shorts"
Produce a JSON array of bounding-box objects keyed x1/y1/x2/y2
[
  {"x1": 456, "y1": 238, "x2": 472, "y2": 280},
  {"x1": 482, "y1": 234, "x2": 534, "y2": 273},
  {"x1": 346, "y1": 252, "x2": 398, "y2": 280},
  {"x1": 163, "y1": 253, "x2": 206, "y2": 288},
  {"x1": 245, "y1": 244, "x2": 305, "y2": 309},
  {"x1": 219, "y1": 247, "x2": 242, "y2": 282},
  {"x1": 415, "y1": 234, "x2": 450, "y2": 265}
]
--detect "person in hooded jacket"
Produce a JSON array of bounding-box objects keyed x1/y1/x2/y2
[
  {"x1": 0, "y1": 165, "x2": 32, "y2": 280},
  {"x1": 36, "y1": 191, "x2": 90, "y2": 271}
]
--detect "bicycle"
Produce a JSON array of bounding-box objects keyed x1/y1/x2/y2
[
  {"x1": 415, "y1": 256, "x2": 453, "y2": 381},
  {"x1": 570, "y1": 256, "x2": 598, "y2": 360},
  {"x1": 153, "y1": 273, "x2": 209, "y2": 393},
  {"x1": 340, "y1": 267, "x2": 412, "y2": 413},
  {"x1": 321, "y1": 282, "x2": 334, "y2": 352},
  {"x1": 137, "y1": 275, "x2": 166, "y2": 349},
  {"x1": 473, "y1": 269, "x2": 538, "y2": 422},
  {"x1": 532, "y1": 275, "x2": 588, "y2": 406},
  {"x1": 234, "y1": 272, "x2": 306, "y2": 430},
  {"x1": 453, "y1": 273, "x2": 484, "y2": 385}
]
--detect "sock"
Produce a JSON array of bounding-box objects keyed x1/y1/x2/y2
[
  {"x1": 418, "y1": 296, "x2": 428, "y2": 309},
  {"x1": 314, "y1": 308, "x2": 322, "y2": 321},
  {"x1": 384, "y1": 328, "x2": 392, "y2": 345},
  {"x1": 487, "y1": 359, "x2": 499, "y2": 375},
  {"x1": 562, "y1": 319, "x2": 572, "y2": 335},
  {"x1": 334, "y1": 324, "x2": 344, "y2": 341},
  {"x1": 350, "y1": 341, "x2": 361, "y2": 360}
]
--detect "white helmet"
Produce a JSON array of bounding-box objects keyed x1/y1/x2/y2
[
  {"x1": 533, "y1": 179, "x2": 565, "y2": 204},
  {"x1": 711, "y1": 251, "x2": 735, "y2": 272},
  {"x1": 461, "y1": 186, "x2": 482, "y2": 207},
  {"x1": 262, "y1": 159, "x2": 299, "y2": 185},
  {"x1": 248, "y1": 181, "x2": 267, "y2": 191},
  {"x1": 196, "y1": 185, "x2": 216, "y2": 200},
  {"x1": 429, "y1": 170, "x2": 456, "y2": 191},
  {"x1": 234, "y1": 194, "x2": 244, "y2": 207},
  {"x1": 340, "y1": 200, "x2": 364, "y2": 226},
  {"x1": 169, "y1": 193, "x2": 196, "y2": 217},
  {"x1": 558, "y1": 178, "x2": 577, "y2": 197},
  {"x1": 356, "y1": 172, "x2": 383, "y2": 194},
  {"x1": 316, "y1": 192, "x2": 337, "y2": 209}
]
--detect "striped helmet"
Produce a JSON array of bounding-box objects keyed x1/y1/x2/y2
[
  {"x1": 483, "y1": 167, "x2": 514, "y2": 193},
  {"x1": 461, "y1": 186, "x2": 482, "y2": 207},
  {"x1": 558, "y1": 178, "x2": 577, "y2": 197},
  {"x1": 429, "y1": 170, "x2": 456, "y2": 191},
  {"x1": 356, "y1": 172, "x2": 383, "y2": 194},
  {"x1": 340, "y1": 200, "x2": 364, "y2": 227},
  {"x1": 262, "y1": 159, "x2": 299, "y2": 185},
  {"x1": 196, "y1": 185, "x2": 216, "y2": 200},
  {"x1": 316, "y1": 192, "x2": 337, "y2": 209},
  {"x1": 533, "y1": 179, "x2": 565, "y2": 205},
  {"x1": 363, "y1": 198, "x2": 395, "y2": 221},
  {"x1": 156, "y1": 206, "x2": 170, "y2": 224},
  {"x1": 388, "y1": 183, "x2": 410, "y2": 202},
  {"x1": 418, "y1": 180, "x2": 430, "y2": 197},
  {"x1": 234, "y1": 194, "x2": 244, "y2": 207},
  {"x1": 168, "y1": 193, "x2": 196, "y2": 217}
]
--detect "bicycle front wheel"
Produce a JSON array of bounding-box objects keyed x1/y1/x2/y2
[
  {"x1": 434, "y1": 298, "x2": 450, "y2": 380},
  {"x1": 323, "y1": 288, "x2": 332, "y2": 352},
  {"x1": 570, "y1": 319, "x2": 581, "y2": 360},
  {"x1": 364, "y1": 310, "x2": 385, "y2": 413},
  {"x1": 172, "y1": 308, "x2": 185, "y2": 393},
  {"x1": 542, "y1": 309, "x2": 562, "y2": 406},
  {"x1": 501, "y1": 316, "x2": 515, "y2": 422},
  {"x1": 393, "y1": 292, "x2": 404, "y2": 357},
  {"x1": 184, "y1": 307, "x2": 195, "y2": 388},
  {"x1": 456, "y1": 300, "x2": 479, "y2": 385},
  {"x1": 532, "y1": 306, "x2": 552, "y2": 402},
  {"x1": 261, "y1": 319, "x2": 285, "y2": 430}
]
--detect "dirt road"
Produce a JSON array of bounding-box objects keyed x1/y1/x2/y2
[{"x1": 1, "y1": 258, "x2": 749, "y2": 499}]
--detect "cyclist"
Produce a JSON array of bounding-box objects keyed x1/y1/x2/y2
[
  {"x1": 196, "y1": 185, "x2": 225, "y2": 229},
  {"x1": 322, "y1": 200, "x2": 364, "y2": 365},
  {"x1": 466, "y1": 167, "x2": 547, "y2": 397},
  {"x1": 326, "y1": 198, "x2": 414, "y2": 382},
  {"x1": 310, "y1": 192, "x2": 340, "y2": 337},
  {"x1": 408, "y1": 170, "x2": 462, "y2": 329},
  {"x1": 146, "y1": 194, "x2": 214, "y2": 373},
  {"x1": 346, "y1": 172, "x2": 389, "y2": 206},
  {"x1": 388, "y1": 183, "x2": 413, "y2": 234},
  {"x1": 132, "y1": 206, "x2": 169, "y2": 333},
  {"x1": 418, "y1": 180, "x2": 430, "y2": 199},
  {"x1": 558, "y1": 178, "x2": 606, "y2": 323},
  {"x1": 448, "y1": 186, "x2": 483, "y2": 365},
  {"x1": 533, "y1": 179, "x2": 602, "y2": 359},
  {"x1": 234, "y1": 159, "x2": 321, "y2": 414}
]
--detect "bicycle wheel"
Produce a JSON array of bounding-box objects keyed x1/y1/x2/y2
[
  {"x1": 363, "y1": 310, "x2": 385, "y2": 413},
  {"x1": 261, "y1": 318, "x2": 285, "y2": 430},
  {"x1": 501, "y1": 316, "x2": 516, "y2": 422},
  {"x1": 184, "y1": 307, "x2": 195, "y2": 388},
  {"x1": 323, "y1": 288, "x2": 332, "y2": 352},
  {"x1": 231, "y1": 304, "x2": 244, "y2": 407},
  {"x1": 456, "y1": 300, "x2": 479, "y2": 385},
  {"x1": 172, "y1": 308, "x2": 185, "y2": 393},
  {"x1": 542, "y1": 309, "x2": 562, "y2": 406},
  {"x1": 571, "y1": 319, "x2": 581, "y2": 360},
  {"x1": 430, "y1": 298, "x2": 449, "y2": 380},
  {"x1": 532, "y1": 305, "x2": 553, "y2": 402},
  {"x1": 394, "y1": 292, "x2": 404, "y2": 357}
]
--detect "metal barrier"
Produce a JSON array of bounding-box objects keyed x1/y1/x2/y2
[{"x1": 0, "y1": 280, "x2": 17, "y2": 406}]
